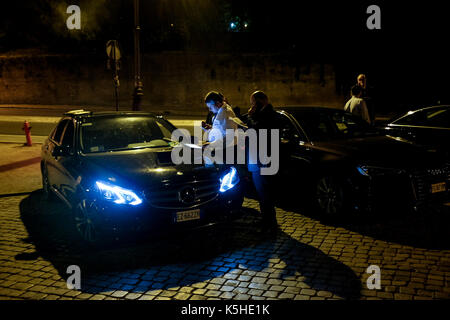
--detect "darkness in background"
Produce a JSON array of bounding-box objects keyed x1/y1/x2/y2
[{"x1": 0, "y1": 0, "x2": 449, "y2": 113}]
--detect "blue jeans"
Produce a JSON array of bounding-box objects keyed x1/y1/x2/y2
[{"x1": 251, "y1": 170, "x2": 277, "y2": 226}]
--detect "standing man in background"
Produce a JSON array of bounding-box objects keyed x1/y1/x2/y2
[
  {"x1": 345, "y1": 85, "x2": 371, "y2": 124},
  {"x1": 357, "y1": 74, "x2": 375, "y2": 125}
]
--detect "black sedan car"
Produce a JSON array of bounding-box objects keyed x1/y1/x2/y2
[
  {"x1": 382, "y1": 105, "x2": 450, "y2": 150},
  {"x1": 273, "y1": 106, "x2": 449, "y2": 215},
  {"x1": 41, "y1": 110, "x2": 244, "y2": 243}
]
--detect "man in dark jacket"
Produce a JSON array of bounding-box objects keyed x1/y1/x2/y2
[{"x1": 245, "y1": 91, "x2": 280, "y2": 231}]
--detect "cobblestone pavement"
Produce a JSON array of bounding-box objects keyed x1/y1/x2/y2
[{"x1": 0, "y1": 192, "x2": 449, "y2": 300}]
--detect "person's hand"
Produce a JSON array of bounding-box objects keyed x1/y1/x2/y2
[
  {"x1": 201, "y1": 121, "x2": 212, "y2": 130},
  {"x1": 248, "y1": 105, "x2": 257, "y2": 116},
  {"x1": 201, "y1": 141, "x2": 210, "y2": 149}
]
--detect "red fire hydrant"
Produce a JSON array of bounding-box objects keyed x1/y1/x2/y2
[{"x1": 22, "y1": 121, "x2": 32, "y2": 146}]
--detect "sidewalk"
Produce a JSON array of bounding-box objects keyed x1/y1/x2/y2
[
  {"x1": 0, "y1": 143, "x2": 42, "y2": 195},
  {"x1": 0, "y1": 104, "x2": 206, "y2": 118},
  {"x1": 0, "y1": 105, "x2": 203, "y2": 143}
]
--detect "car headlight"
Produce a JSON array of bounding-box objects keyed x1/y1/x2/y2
[
  {"x1": 219, "y1": 167, "x2": 240, "y2": 193},
  {"x1": 357, "y1": 165, "x2": 406, "y2": 177},
  {"x1": 95, "y1": 181, "x2": 142, "y2": 205},
  {"x1": 357, "y1": 165, "x2": 371, "y2": 177}
]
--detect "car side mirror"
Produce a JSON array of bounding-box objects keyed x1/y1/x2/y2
[{"x1": 53, "y1": 145, "x2": 73, "y2": 157}]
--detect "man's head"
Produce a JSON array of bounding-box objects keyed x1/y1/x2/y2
[
  {"x1": 357, "y1": 74, "x2": 366, "y2": 88},
  {"x1": 204, "y1": 91, "x2": 224, "y2": 114},
  {"x1": 250, "y1": 90, "x2": 269, "y2": 111},
  {"x1": 351, "y1": 85, "x2": 363, "y2": 97}
]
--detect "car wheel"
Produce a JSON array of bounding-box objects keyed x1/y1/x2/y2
[
  {"x1": 315, "y1": 175, "x2": 346, "y2": 216},
  {"x1": 73, "y1": 198, "x2": 101, "y2": 244},
  {"x1": 41, "y1": 164, "x2": 55, "y2": 201}
]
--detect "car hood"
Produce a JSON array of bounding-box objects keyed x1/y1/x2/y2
[
  {"x1": 312, "y1": 135, "x2": 447, "y2": 169},
  {"x1": 79, "y1": 147, "x2": 223, "y2": 189}
]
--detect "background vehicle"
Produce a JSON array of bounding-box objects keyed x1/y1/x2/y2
[
  {"x1": 273, "y1": 106, "x2": 449, "y2": 216},
  {"x1": 40, "y1": 110, "x2": 244, "y2": 244},
  {"x1": 382, "y1": 105, "x2": 450, "y2": 151}
]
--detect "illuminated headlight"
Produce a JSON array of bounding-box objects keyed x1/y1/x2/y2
[
  {"x1": 219, "y1": 167, "x2": 240, "y2": 193},
  {"x1": 95, "y1": 181, "x2": 142, "y2": 205},
  {"x1": 357, "y1": 165, "x2": 406, "y2": 177},
  {"x1": 357, "y1": 165, "x2": 370, "y2": 177}
]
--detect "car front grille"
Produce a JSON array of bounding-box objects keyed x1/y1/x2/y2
[{"x1": 144, "y1": 179, "x2": 220, "y2": 209}]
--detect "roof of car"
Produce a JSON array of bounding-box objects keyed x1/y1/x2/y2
[
  {"x1": 64, "y1": 110, "x2": 159, "y2": 118},
  {"x1": 275, "y1": 105, "x2": 343, "y2": 112}
]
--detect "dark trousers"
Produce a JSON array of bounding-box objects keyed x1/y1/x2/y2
[{"x1": 252, "y1": 170, "x2": 277, "y2": 225}]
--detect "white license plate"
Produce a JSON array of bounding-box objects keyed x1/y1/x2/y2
[
  {"x1": 176, "y1": 209, "x2": 201, "y2": 222},
  {"x1": 431, "y1": 182, "x2": 446, "y2": 194}
]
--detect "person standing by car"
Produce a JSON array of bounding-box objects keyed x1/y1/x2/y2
[
  {"x1": 245, "y1": 91, "x2": 280, "y2": 232},
  {"x1": 345, "y1": 85, "x2": 371, "y2": 124},
  {"x1": 202, "y1": 91, "x2": 246, "y2": 162},
  {"x1": 357, "y1": 74, "x2": 375, "y2": 125}
]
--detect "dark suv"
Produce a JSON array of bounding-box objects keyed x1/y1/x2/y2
[{"x1": 41, "y1": 110, "x2": 244, "y2": 243}]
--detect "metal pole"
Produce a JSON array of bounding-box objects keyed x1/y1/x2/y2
[
  {"x1": 132, "y1": 0, "x2": 143, "y2": 111},
  {"x1": 113, "y1": 43, "x2": 119, "y2": 111}
]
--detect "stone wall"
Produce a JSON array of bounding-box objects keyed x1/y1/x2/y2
[{"x1": 0, "y1": 52, "x2": 344, "y2": 115}]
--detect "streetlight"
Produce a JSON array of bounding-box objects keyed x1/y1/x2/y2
[{"x1": 132, "y1": 0, "x2": 143, "y2": 111}]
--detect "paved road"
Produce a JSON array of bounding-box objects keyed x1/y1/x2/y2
[
  {"x1": 0, "y1": 192, "x2": 449, "y2": 300},
  {"x1": 0, "y1": 140, "x2": 448, "y2": 301}
]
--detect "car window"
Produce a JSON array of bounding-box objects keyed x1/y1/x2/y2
[
  {"x1": 52, "y1": 120, "x2": 69, "y2": 144},
  {"x1": 330, "y1": 111, "x2": 373, "y2": 138},
  {"x1": 394, "y1": 108, "x2": 450, "y2": 128},
  {"x1": 80, "y1": 116, "x2": 176, "y2": 153},
  {"x1": 425, "y1": 108, "x2": 450, "y2": 128},
  {"x1": 278, "y1": 113, "x2": 306, "y2": 142},
  {"x1": 61, "y1": 120, "x2": 74, "y2": 148},
  {"x1": 394, "y1": 112, "x2": 426, "y2": 126},
  {"x1": 291, "y1": 111, "x2": 333, "y2": 141}
]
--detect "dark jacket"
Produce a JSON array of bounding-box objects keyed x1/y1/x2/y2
[{"x1": 245, "y1": 104, "x2": 281, "y2": 171}]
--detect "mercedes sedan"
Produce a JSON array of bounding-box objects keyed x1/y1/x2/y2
[
  {"x1": 273, "y1": 106, "x2": 449, "y2": 216},
  {"x1": 41, "y1": 110, "x2": 244, "y2": 243}
]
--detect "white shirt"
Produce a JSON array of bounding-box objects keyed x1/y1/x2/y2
[
  {"x1": 208, "y1": 103, "x2": 246, "y2": 148},
  {"x1": 344, "y1": 96, "x2": 370, "y2": 124}
]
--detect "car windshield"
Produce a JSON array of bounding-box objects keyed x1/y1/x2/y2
[
  {"x1": 80, "y1": 116, "x2": 176, "y2": 153},
  {"x1": 290, "y1": 109, "x2": 378, "y2": 141},
  {"x1": 392, "y1": 107, "x2": 450, "y2": 128}
]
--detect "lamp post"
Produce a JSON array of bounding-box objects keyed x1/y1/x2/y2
[{"x1": 132, "y1": 0, "x2": 143, "y2": 110}]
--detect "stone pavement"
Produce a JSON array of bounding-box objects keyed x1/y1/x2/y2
[
  {"x1": 0, "y1": 143, "x2": 42, "y2": 195},
  {"x1": 0, "y1": 192, "x2": 449, "y2": 300}
]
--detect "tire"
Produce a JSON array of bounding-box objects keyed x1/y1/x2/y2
[
  {"x1": 72, "y1": 198, "x2": 104, "y2": 246},
  {"x1": 41, "y1": 164, "x2": 56, "y2": 201},
  {"x1": 315, "y1": 175, "x2": 346, "y2": 217}
]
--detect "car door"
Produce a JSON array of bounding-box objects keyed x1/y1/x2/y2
[
  {"x1": 45, "y1": 119, "x2": 70, "y2": 193},
  {"x1": 275, "y1": 112, "x2": 314, "y2": 194},
  {"x1": 53, "y1": 119, "x2": 79, "y2": 205}
]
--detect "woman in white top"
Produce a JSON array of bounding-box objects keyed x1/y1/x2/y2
[{"x1": 202, "y1": 91, "x2": 246, "y2": 148}]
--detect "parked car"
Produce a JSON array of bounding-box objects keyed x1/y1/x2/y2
[
  {"x1": 41, "y1": 110, "x2": 244, "y2": 243},
  {"x1": 382, "y1": 105, "x2": 450, "y2": 151},
  {"x1": 272, "y1": 106, "x2": 449, "y2": 216}
]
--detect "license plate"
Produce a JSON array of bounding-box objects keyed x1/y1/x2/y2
[
  {"x1": 431, "y1": 182, "x2": 446, "y2": 193},
  {"x1": 176, "y1": 209, "x2": 201, "y2": 222}
]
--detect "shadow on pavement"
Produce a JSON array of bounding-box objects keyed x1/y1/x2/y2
[
  {"x1": 276, "y1": 192, "x2": 450, "y2": 250},
  {"x1": 18, "y1": 190, "x2": 361, "y2": 299}
]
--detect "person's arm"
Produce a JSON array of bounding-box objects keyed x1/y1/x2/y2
[{"x1": 361, "y1": 100, "x2": 371, "y2": 124}]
